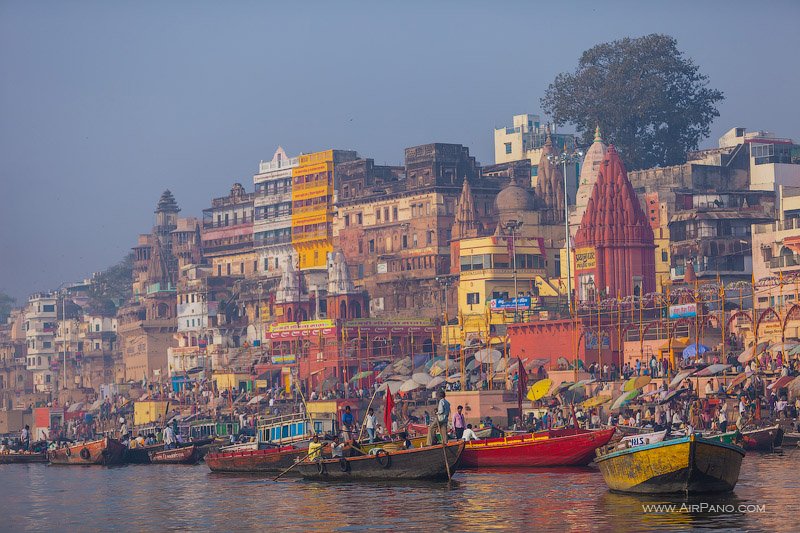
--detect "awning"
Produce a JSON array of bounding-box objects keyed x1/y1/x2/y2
[{"x1": 768, "y1": 375, "x2": 795, "y2": 391}]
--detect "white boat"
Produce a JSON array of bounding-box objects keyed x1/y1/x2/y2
[{"x1": 619, "y1": 429, "x2": 668, "y2": 449}]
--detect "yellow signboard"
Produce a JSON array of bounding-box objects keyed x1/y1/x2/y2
[
  {"x1": 292, "y1": 184, "x2": 330, "y2": 201},
  {"x1": 293, "y1": 161, "x2": 331, "y2": 177},
  {"x1": 575, "y1": 247, "x2": 596, "y2": 270}
]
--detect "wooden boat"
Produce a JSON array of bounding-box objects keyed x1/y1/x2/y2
[
  {"x1": 149, "y1": 446, "x2": 199, "y2": 465},
  {"x1": 702, "y1": 430, "x2": 741, "y2": 446},
  {"x1": 358, "y1": 436, "x2": 427, "y2": 453},
  {"x1": 621, "y1": 430, "x2": 667, "y2": 448},
  {"x1": 0, "y1": 452, "x2": 48, "y2": 464},
  {"x1": 740, "y1": 424, "x2": 784, "y2": 451},
  {"x1": 595, "y1": 434, "x2": 745, "y2": 494},
  {"x1": 782, "y1": 432, "x2": 800, "y2": 446},
  {"x1": 296, "y1": 441, "x2": 464, "y2": 481},
  {"x1": 406, "y1": 422, "x2": 495, "y2": 439},
  {"x1": 205, "y1": 445, "x2": 309, "y2": 473},
  {"x1": 123, "y1": 443, "x2": 163, "y2": 464},
  {"x1": 48, "y1": 437, "x2": 127, "y2": 466},
  {"x1": 460, "y1": 428, "x2": 615, "y2": 468}
]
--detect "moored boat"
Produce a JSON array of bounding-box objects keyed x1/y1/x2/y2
[
  {"x1": 296, "y1": 441, "x2": 464, "y2": 481},
  {"x1": 460, "y1": 428, "x2": 615, "y2": 468},
  {"x1": 595, "y1": 434, "x2": 745, "y2": 494},
  {"x1": 206, "y1": 445, "x2": 309, "y2": 473},
  {"x1": 741, "y1": 424, "x2": 784, "y2": 451},
  {"x1": 48, "y1": 437, "x2": 127, "y2": 466},
  {"x1": 782, "y1": 431, "x2": 800, "y2": 446},
  {"x1": 0, "y1": 452, "x2": 48, "y2": 464},
  {"x1": 149, "y1": 446, "x2": 199, "y2": 465},
  {"x1": 620, "y1": 430, "x2": 667, "y2": 448},
  {"x1": 702, "y1": 430, "x2": 741, "y2": 446}
]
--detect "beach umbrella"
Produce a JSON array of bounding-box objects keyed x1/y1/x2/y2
[
  {"x1": 527, "y1": 378, "x2": 552, "y2": 401},
  {"x1": 582, "y1": 394, "x2": 611, "y2": 408},
  {"x1": 556, "y1": 357, "x2": 570, "y2": 368},
  {"x1": 474, "y1": 348, "x2": 502, "y2": 365},
  {"x1": 669, "y1": 369, "x2": 697, "y2": 390},
  {"x1": 465, "y1": 357, "x2": 480, "y2": 371},
  {"x1": 725, "y1": 371, "x2": 752, "y2": 391},
  {"x1": 768, "y1": 341, "x2": 797, "y2": 353},
  {"x1": 693, "y1": 364, "x2": 730, "y2": 377},
  {"x1": 317, "y1": 376, "x2": 337, "y2": 393},
  {"x1": 611, "y1": 390, "x2": 639, "y2": 411},
  {"x1": 247, "y1": 395, "x2": 265, "y2": 405},
  {"x1": 738, "y1": 342, "x2": 769, "y2": 363},
  {"x1": 412, "y1": 372, "x2": 432, "y2": 386},
  {"x1": 560, "y1": 387, "x2": 586, "y2": 404},
  {"x1": 392, "y1": 356, "x2": 412, "y2": 369},
  {"x1": 569, "y1": 379, "x2": 595, "y2": 391},
  {"x1": 788, "y1": 376, "x2": 800, "y2": 399},
  {"x1": 788, "y1": 345, "x2": 800, "y2": 356},
  {"x1": 377, "y1": 381, "x2": 404, "y2": 394},
  {"x1": 349, "y1": 370, "x2": 374, "y2": 383},
  {"x1": 426, "y1": 376, "x2": 445, "y2": 389},
  {"x1": 682, "y1": 343, "x2": 710, "y2": 359},
  {"x1": 445, "y1": 372, "x2": 462, "y2": 383},
  {"x1": 387, "y1": 374, "x2": 410, "y2": 382},
  {"x1": 623, "y1": 375, "x2": 651, "y2": 392},
  {"x1": 524, "y1": 358, "x2": 549, "y2": 371},
  {"x1": 658, "y1": 388, "x2": 689, "y2": 405},
  {"x1": 554, "y1": 381, "x2": 575, "y2": 395},
  {"x1": 423, "y1": 357, "x2": 444, "y2": 372},
  {"x1": 399, "y1": 379, "x2": 422, "y2": 393}
]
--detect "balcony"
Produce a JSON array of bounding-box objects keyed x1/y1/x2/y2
[{"x1": 770, "y1": 254, "x2": 800, "y2": 270}]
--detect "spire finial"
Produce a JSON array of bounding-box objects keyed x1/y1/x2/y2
[{"x1": 594, "y1": 125, "x2": 602, "y2": 143}]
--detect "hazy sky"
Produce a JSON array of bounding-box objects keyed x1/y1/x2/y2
[{"x1": 1, "y1": 0, "x2": 798, "y2": 303}]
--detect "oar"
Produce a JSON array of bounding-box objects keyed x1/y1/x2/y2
[
  {"x1": 355, "y1": 387, "x2": 380, "y2": 443},
  {"x1": 436, "y1": 419, "x2": 452, "y2": 481},
  {"x1": 272, "y1": 449, "x2": 316, "y2": 482}
]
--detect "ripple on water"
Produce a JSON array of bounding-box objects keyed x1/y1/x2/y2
[{"x1": 0, "y1": 449, "x2": 798, "y2": 532}]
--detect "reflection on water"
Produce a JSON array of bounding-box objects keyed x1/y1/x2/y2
[{"x1": 0, "y1": 447, "x2": 797, "y2": 532}]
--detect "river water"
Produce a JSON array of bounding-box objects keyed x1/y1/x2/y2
[{"x1": 1, "y1": 447, "x2": 798, "y2": 532}]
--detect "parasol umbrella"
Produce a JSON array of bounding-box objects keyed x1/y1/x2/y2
[
  {"x1": 738, "y1": 342, "x2": 769, "y2": 363},
  {"x1": 423, "y1": 357, "x2": 444, "y2": 372},
  {"x1": 399, "y1": 378, "x2": 423, "y2": 393},
  {"x1": 569, "y1": 379, "x2": 595, "y2": 391},
  {"x1": 387, "y1": 374, "x2": 410, "y2": 382},
  {"x1": 556, "y1": 357, "x2": 570, "y2": 368},
  {"x1": 682, "y1": 343, "x2": 710, "y2": 359},
  {"x1": 788, "y1": 376, "x2": 800, "y2": 399},
  {"x1": 445, "y1": 372, "x2": 462, "y2": 384},
  {"x1": 392, "y1": 356, "x2": 412, "y2": 370},
  {"x1": 788, "y1": 344, "x2": 800, "y2": 356},
  {"x1": 317, "y1": 376, "x2": 337, "y2": 393},
  {"x1": 611, "y1": 390, "x2": 639, "y2": 411},
  {"x1": 767, "y1": 375, "x2": 795, "y2": 391},
  {"x1": 377, "y1": 365, "x2": 395, "y2": 380},
  {"x1": 527, "y1": 378, "x2": 552, "y2": 401},
  {"x1": 412, "y1": 372, "x2": 432, "y2": 386},
  {"x1": 474, "y1": 349, "x2": 502, "y2": 365},
  {"x1": 349, "y1": 370, "x2": 374, "y2": 383},
  {"x1": 524, "y1": 358, "x2": 549, "y2": 371},
  {"x1": 669, "y1": 369, "x2": 697, "y2": 390},
  {"x1": 553, "y1": 381, "x2": 575, "y2": 395},
  {"x1": 430, "y1": 366, "x2": 444, "y2": 377},
  {"x1": 693, "y1": 364, "x2": 730, "y2": 377},
  {"x1": 725, "y1": 371, "x2": 752, "y2": 392},
  {"x1": 247, "y1": 395, "x2": 265, "y2": 405},
  {"x1": 377, "y1": 381, "x2": 404, "y2": 394},
  {"x1": 560, "y1": 387, "x2": 586, "y2": 404},
  {"x1": 623, "y1": 375, "x2": 651, "y2": 392},
  {"x1": 658, "y1": 388, "x2": 689, "y2": 405},
  {"x1": 426, "y1": 376, "x2": 446, "y2": 389},
  {"x1": 465, "y1": 357, "x2": 480, "y2": 372},
  {"x1": 768, "y1": 341, "x2": 797, "y2": 353},
  {"x1": 582, "y1": 394, "x2": 611, "y2": 408}
]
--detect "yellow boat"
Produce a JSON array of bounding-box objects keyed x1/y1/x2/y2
[{"x1": 595, "y1": 434, "x2": 745, "y2": 494}]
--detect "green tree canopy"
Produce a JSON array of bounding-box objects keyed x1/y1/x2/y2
[
  {"x1": 88, "y1": 253, "x2": 134, "y2": 314},
  {"x1": 541, "y1": 34, "x2": 724, "y2": 170},
  {"x1": 0, "y1": 291, "x2": 15, "y2": 323}
]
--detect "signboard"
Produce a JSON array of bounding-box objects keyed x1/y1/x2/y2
[
  {"x1": 669, "y1": 303, "x2": 697, "y2": 319},
  {"x1": 490, "y1": 297, "x2": 532, "y2": 311},
  {"x1": 270, "y1": 319, "x2": 334, "y2": 332},
  {"x1": 575, "y1": 247, "x2": 596, "y2": 270},
  {"x1": 271, "y1": 354, "x2": 297, "y2": 365},
  {"x1": 376, "y1": 262, "x2": 388, "y2": 274},
  {"x1": 585, "y1": 331, "x2": 610, "y2": 349}
]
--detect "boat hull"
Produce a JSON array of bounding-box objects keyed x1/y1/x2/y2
[
  {"x1": 205, "y1": 446, "x2": 307, "y2": 473},
  {"x1": 296, "y1": 441, "x2": 464, "y2": 481},
  {"x1": 741, "y1": 425, "x2": 784, "y2": 451},
  {"x1": 596, "y1": 435, "x2": 744, "y2": 494},
  {"x1": 150, "y1": 446, "x2": 199, "y2": 465},
  {"x1": 0, "y1": 453, "x2": 48, "y2": 464},
  {"x1": 461, "y1": 428, "x2": 615, "y2": 468},
  {"x1": 48, "y1": 437, "x2": 127, "y2": 466}
]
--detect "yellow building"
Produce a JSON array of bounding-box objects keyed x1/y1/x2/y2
[
  {"x1": 291, "y1": 149, "x2": 358, "y2": 270},
  {"x1": 448, "y1": 234, "x2": 559, "y2": 345}
]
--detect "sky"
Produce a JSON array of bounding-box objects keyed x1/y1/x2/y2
[{"x1": 1, "y1": 0, "x2": 798, "y2": 304}]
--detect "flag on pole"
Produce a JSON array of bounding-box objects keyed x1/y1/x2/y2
[{"x1": 384, "y1": 388, "x2": 395, "y2": 436}]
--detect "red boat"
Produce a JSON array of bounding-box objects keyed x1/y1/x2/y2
[
  {"x1": 741, "y1": 424, "x2": 784, "y2": 451},
  {"x1": 48, "y1": 437, "x2": 127, "y2": 466},
  {"x1": 205, "y1": 445, "x2": 309, "y2": 473},
  {"x1": 149, "y1": 445, "x2": 199, "y2": 465},
  {"x1": 460, "y1": 428, "x2": 616, "y2": 468}
]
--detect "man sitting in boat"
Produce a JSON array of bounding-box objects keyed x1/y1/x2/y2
[
  {"x1": 462, "y1": 424, "x2": 479, "y2": 441},
  {"x1": 331, "y1": 436, "x2": 350, "y2": 458},
  {"x1": 307, "y1": 434, "x2": 324, "y2": 461}
]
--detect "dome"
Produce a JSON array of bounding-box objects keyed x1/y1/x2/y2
[{"x1": 495, "y1": 176, "x2": 533, "y2": 213}]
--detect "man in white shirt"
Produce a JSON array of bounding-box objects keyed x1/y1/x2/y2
[
  {"x1": 163, "y1": 425, "x2": 176, "y2": 450},
  {"x1": 365, "y1": 408, "x2": 377, "y2": 443},
  {"x1": 462, "y1": 424, "x2": 479, "y2": 441}
]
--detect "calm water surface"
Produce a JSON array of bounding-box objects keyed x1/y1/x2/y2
[{"x1": 1, "y1": 447, "x2": 798, "y2": 532}]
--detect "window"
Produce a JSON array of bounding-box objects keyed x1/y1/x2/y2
[
  {"x1": 427, "y1": 231, "x2": 433, "y2": 245},
  {"x1": 356, "y1": 213, "x2": 362, "y2": 225},
  {"x1": 369, "y1": 240, "x2": 375, "y2": 253},
  {"x1": 412, "y1": 234, "x2": 418, "y2": 247},
  {"x1": 226, "y1": 264, "x2": 231, "y2": 275},
  {"x1": 466, "y1": 293, "x2": 480, "y2": 305},
  {"x1": 358, "y1": 240, "x2": 363, "y2": 253},
  {"x1": 254, "y1": 260, "x2": 258, "y2": 272},
  {"x1": 43, "y1": 304, "x2": 55, "y2": 313},
  {"x1": 240, "y1": 262, "x2": 244, "y2": 274},
  {"x1": 505, "y1": 142, "x2": 512, "y2": 154},
  {"x1": 392, "y1": 207, "x2": 398, "y2": 221},
  {"x1": 95, "y1": 323, "x2": 101, "y2": 331},
  {"x1": 402, "y1": 235, "x2": 408, "y2": 248},
  {"x1": 491, "y1": 291, "x2": 509, "y2": 300},
  {"x1": 661, "y1": 250, "x2": 668, "y2": 262},
  {"x1": 383, "y1": 207, "x2": 389, "y2": 221},
  {"x1": 376, "y1": 208, "x2": 381, "y2": 221},
  {"x1": 344, "y1": 215, "x2": 350, "y2": 227},
  {"x1": 218, "y1": 265, "x2": 222, "y2": 276}
]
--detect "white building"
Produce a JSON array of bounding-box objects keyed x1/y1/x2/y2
[
  {"x1": 25, "y1": 293, "x2": 57, "y2": 392},
  {"x1": 253, "y1": 146, "x2": 298, "y2": 278}
]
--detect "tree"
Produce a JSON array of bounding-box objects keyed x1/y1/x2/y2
[
  {"x1": 0, "y1": 291, "x2": 15, "y2": 323},
  {"x1": 88, "y1": 253, "x2": 134, "y2": 314},
  {"x1": 541, "y1": 34, "x2": 724, "y2": 170}
]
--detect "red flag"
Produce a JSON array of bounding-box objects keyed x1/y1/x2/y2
[{"x1": 384, "y1": 391, "x2": 395, "y2": 435}]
